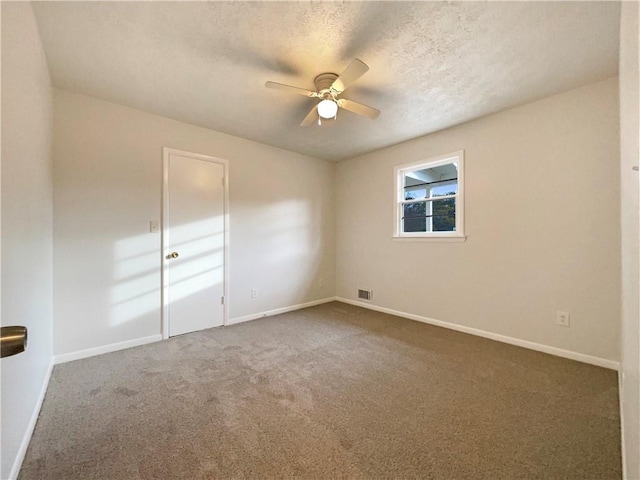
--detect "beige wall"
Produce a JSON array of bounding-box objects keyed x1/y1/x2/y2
[
  {"x1": 336, "y1": 78, "x2": 620, "y2": 363},
  {"x1": 53, "y1": 90, "x2": 335, "y2": 356},
  {"x1": 1, "y1": 3, "x2": 54, "y2": 478},
  {"x1": 619, "y1": 2, "x2": 640, "y2": 477}
]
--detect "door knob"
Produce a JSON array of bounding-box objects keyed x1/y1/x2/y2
[
  {"x1": 166, "y1": 252, "x2": 179, "y2": 259},
  {"x1": 1, "y1": 326, "x2": 27, "y2": 358}
]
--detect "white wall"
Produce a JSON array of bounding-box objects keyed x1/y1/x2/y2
[
  {"x1": 1, "y1": 3, "x2": 54, "y2": 478},
  {"x1": 336, "y1": 78, "x2": 620, "y2": 363},
  {"x1": 53, "y1": 90, "x2": 335, "y2": 356},
  {"x1": 619, "y1": 2, "x2": 640, "y2": 478}
]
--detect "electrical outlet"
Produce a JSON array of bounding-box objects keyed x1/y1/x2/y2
[
  {"x1": 556, "y1": 311, "x2": 570, "y2": 327},
  {"x1": 251, "y1": 289, "x2": 257, "y2": 299},
  {"x1": 319, "y1": 278, "x2": 325, "y2": 288}
]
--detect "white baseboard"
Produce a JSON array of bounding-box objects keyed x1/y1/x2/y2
[
  {"x1": 9, "y1": 359, "x2": 54, "y2": 480},
  {"x1": 54, "y1": 334, "x2": 163, "y2": 365},
  {"x1": 53, "y1": 299, "x2": 339, "y2": 362},
  {"x1": 227, "y1": 297, "x2": 338, "y2": 326},
  {"x1": 336, "y1": 297, "x2": 620, "y2": 371}
]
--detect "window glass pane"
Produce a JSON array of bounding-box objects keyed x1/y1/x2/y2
[
  {"x1": 402, "y1": 202, "x2": 427, "y2": 232},
  {"x1": 432, "y1": 197, "x2": 456, "y2": 231},
  {"x1": 403, "y1": 162, "x2": 458, "y2": 200},
  {"x1": 404, "y1": 187, "x2": 427, "y2": 200},
  {"x1": 431, "y1": 182, "x2": 458, "y2": 197}
]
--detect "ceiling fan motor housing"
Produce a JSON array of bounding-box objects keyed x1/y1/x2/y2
[{"x1": 314, "y1": 73, "x2": 339, "y2": 94}]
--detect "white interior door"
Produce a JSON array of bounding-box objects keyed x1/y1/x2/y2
[{"x1": 163, "y1": 149, "x2": 227, "y2": 337}]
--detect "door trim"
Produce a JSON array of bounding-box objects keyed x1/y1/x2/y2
[{"x1": 161, "y1": 147, "x2": 229, "y2": 339}]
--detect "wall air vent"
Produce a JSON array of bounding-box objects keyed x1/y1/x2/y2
[{"x1": 357, "y1": 289, "x2": 372, "y2": 302}]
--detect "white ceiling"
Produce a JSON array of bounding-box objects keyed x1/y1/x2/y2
[{"x1": 31, "y1": 1, "x2": 620, "y2": 162}]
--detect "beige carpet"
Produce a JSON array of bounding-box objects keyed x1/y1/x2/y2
[{"x1": 19, "y1": 302, "x2": 621, "y2": 479}]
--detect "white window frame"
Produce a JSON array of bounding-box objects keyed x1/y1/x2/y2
[{"x1": 393, "y1": 150, "x2": 465, "y2": 241}]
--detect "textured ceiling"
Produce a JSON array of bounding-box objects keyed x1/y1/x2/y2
[{"x1": 31, "y1": 1, "x2": 620, "y2": 161}]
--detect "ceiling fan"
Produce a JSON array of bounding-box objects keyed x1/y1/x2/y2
[{"x1": 265, "y1": 59, "x2": 381, "y2": 126}]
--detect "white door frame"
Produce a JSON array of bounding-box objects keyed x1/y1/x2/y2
[{"x1": 161, "y1": 147, "x2": 230, "y2": 339}]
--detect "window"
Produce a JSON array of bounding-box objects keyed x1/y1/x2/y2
[{"x1": 394, "y1": 151, "x2": 464, "y2": 239}]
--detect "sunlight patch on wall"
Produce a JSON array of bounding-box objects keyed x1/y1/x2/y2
[
  {"x1": 113, "y1": 251, "x2": 158, "y2": 282},
  {"x1": 110, "y1": 232, "x2": 159, "y2": 326}
]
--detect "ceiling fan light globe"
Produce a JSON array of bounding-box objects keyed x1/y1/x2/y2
[{"x1": 317, "y1": 99, "x2": 338, "y2": 119}]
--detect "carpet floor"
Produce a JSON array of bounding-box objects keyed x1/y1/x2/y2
[{"x1": 19, "y1": 302, "x2": 621, "y2": 479}]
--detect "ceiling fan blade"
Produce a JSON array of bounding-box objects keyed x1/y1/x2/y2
[
  {"x1": 337, "y1": 98, "x2": 380, "y2": 119},
  {"x1": 265, "y1": 81, "x2": 318, "y2": 98},
  {"x1": 300, "y1": 103, "x2": 319, "y2": 127},
  {"x1": 331, "y1": 59, "x2": 369, "y2": 94}
]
